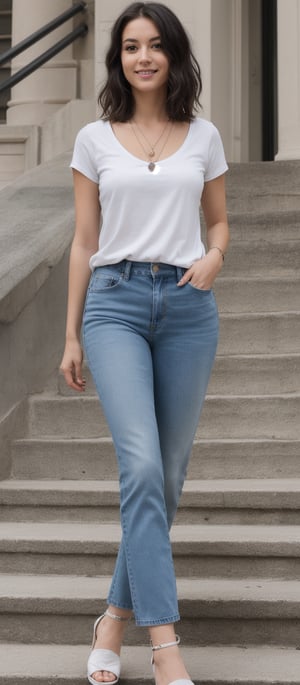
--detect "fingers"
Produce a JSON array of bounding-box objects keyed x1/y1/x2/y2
[
  {"x1": 74, "y1": 360, "x2": 86, "y2": 389},
  {"x1": 59, "y1": 341, "x2": 86, "y2": 393},
  {"x1": 177, "y1": 267, "x2": 193, "y2": 287},
  {"x1": 177, "y1": 255, "x2": 219, "y2": 290},
  {"x1": 59, "y1": 362, "x2": 86, "y2": 393},
  {"x1": 177, "y1": 266, "x2": 206, "y2": 288}
]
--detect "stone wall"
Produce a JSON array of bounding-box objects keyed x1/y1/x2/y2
[{"x1": 0, "y1": 152, "x2": 74, "y2": 477}]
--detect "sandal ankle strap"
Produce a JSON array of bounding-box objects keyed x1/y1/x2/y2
[
  {"x1": 105, "y1": 609, "x2": 130, "y2": 623},
  {"x1": 151, "y1": 634, "x2": 180, "y2": 652}
]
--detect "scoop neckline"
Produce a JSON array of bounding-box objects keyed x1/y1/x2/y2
[{"x1": 107, "y1": 119, "x2": 193, "y2": 165}]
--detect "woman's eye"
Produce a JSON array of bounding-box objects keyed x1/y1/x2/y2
[
  {"x1": 152, "y1": 42, "x2": 162, "y2": 50},
  {"x1": 125, "y1": 45, "x2": 137, "y2": 52}
]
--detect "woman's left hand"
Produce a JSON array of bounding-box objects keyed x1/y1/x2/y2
[{"x1": 177, "y1": 249, "x2": 223, "y2": 290}]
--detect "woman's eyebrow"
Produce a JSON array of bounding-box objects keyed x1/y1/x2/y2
[{"x1": 123, "y1": 35, "x2": 161, "y2": 44}]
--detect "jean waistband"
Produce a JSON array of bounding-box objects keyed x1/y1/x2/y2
[{"x1": 95, "y1": 260, "x2": 187, "y2": 281}]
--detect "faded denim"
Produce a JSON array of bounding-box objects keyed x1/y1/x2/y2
[{"x1": 83, "y1": 260, "x2": 218, "y2": 626}]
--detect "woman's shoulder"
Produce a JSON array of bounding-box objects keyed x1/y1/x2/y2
[
  {"x1": 191, "y1": 116, "x2": 219, "y2": 136},
  {"x1": 190, "y1": 117, "x2": 225, "y2": 153}
]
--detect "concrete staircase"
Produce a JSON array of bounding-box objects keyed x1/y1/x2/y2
[{"x1": 0, "y1": 161, "x2": 300, "y2": 683}]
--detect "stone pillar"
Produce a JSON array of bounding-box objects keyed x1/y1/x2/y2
[
  {"x1": 7, "y1": 0, "x2": 78, "y2": 125},
  {"x1": 276, "y1": 0, "x2": 300, "y2": 160}
]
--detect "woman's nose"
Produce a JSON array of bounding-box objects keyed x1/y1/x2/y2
[{"x1": 139, "y1": 46, "x2": 151, "y2": 62}]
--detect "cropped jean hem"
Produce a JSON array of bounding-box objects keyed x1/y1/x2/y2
[{"x1": 135, "y1": 613, "x2": 180, "y2": 627}]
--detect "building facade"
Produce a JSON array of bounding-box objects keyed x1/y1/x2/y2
[{"x1": 3, "y1": 0, "x2": 300, "y2": 165}]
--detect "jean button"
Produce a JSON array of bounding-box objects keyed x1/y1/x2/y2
[{"x1": 152, "y1": 264, "x2": 160, "y2": 273}]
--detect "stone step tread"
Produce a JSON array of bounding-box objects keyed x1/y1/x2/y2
[
  {"x1": 2, "y1": 522, "x2": 300, "y2": 552},
  {"x1": 29, "y1": 391, "x2": 300, "y2": 403},
  {"x1": 220, "y1": 311, "x2": 300, "y2": 319},
  {"x1": 227, "y1": 206, "x2": 299, "y2": 217},
  {"x1": 2, "y1": 574, "x2": 300, "y2": 608},
  {"x1": 226, "y1": 238, "x2": 300, "y2": 246},
  {"x1": 13, "y1": 437, "x2": 299, "y2": 445},
  {"x1": 25, "y1": 395, "x2": 300, "y2": 441},
  {"x1": 11, "y1": 439, "x2": 300, "y2": 483},
  {"x1": 56, "y1": 353, "x2": 300, "y2": 371},
  {"x1": 56, "y1": 354, "x2": 300, "y2": 394},
  {"x1": 4, "y1": 477, "x2": 300, "y2": 500},
  {"x1": 1, "y1": 643, "x2": 300, "y2": 684},
  {"x1": 216, "y1": 275, "x2": 300, "y2": 282}
]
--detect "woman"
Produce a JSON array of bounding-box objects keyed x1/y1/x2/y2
[{"x1": 60, "y1": 2, "x2": 229, "y2": 684}]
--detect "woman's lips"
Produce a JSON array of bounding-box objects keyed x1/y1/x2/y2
[{"x1": 135, "y1": 70, "x2": 158, "y2": 78}]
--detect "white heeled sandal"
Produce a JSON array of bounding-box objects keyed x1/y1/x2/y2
[
  {"x1": 151, "y1": 634, "x2": 194, "y2": 685},
  {"x1": 87, "y1": 609, "x2": 129, "y2": 685}
]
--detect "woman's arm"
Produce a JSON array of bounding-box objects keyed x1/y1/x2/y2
[
  {"x1": 60, "y1": 170, "x2": 100, "y2": 391},
  {"x1": 177, "y1": 174, "x2": 229, "y2": 289}
]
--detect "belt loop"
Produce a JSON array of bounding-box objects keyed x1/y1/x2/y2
[{"x1": 123, "y1": 260, "x2": 132, "y2": 281}]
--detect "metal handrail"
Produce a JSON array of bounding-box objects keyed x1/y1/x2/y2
[
  {"x1": 0, "y1": 1, "x2": 87, "y2": 66},
  {"x1": 0, "y1": 24, "x2": 88, "y2": 93}
]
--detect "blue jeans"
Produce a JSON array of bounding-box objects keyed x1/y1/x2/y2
[{"x1": 83, "y1": 260, "x2": 218, "y2": 626}]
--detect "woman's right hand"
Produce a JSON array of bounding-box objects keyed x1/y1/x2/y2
[{"x1": 59, "y1": 339, "x2": 86, "y2": 392}]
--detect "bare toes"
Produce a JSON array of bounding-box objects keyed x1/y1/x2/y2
[{"x1": 92, "y1": 671, "x2": 116, "y2": 683}]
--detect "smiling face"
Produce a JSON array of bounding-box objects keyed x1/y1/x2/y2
[{"x1": 121, "y1": 16, "x2": 169, "y2": 97}]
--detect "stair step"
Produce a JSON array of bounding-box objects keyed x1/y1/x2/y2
[
  {"x1": 218, "y1": 312, "x2": 300, "y2": 354},
  {"x1": 227, "y1": 210, "x2": 299, "y2": 240},
  {"x1": 11, "y1": 438, "x2": 300, "y2": 480},
  {"x1": 26, "y1": 393, "x2": 300, "y2": 439},
  {"x1": 226, "y1": 160, "x2": 300, "y2": 212},
  {"x1": 3, "y1": 479, "x2": 300, "y2": 525},
  {"x1": 221, "y1": 240, "x2": 300, "y2": 276},
  {"x1": 1, "y1": 643, "x2": 300, "y2": 684},
  {"x1": 1, "y1": 522, "x2": 300, "y2": 578},
  {"x1": 214, "y1": 277, "x2": 300, "y2": 313},
  {"x1": 208, "y1": 354, "x2": 300, "y2": 394},
  {"x1": 1, "y1": 575, "x2": 300, "y2": 646},
  {"x1": 2, "y1": 573, "x2": 300, "y2": 617},
  {"x1": 55, "y1": 312, "x2": 300, "y2": 363},
  {"x1": 37, "y1": 275, "x2": 298, "y2": 342},
  {"x1": 56, "y1": 354, "x2": 300, "y2": 397}
]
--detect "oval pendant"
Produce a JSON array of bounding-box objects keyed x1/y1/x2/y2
[{"x1": 148, "y1": 162, "x2": 156, "y2": 172}]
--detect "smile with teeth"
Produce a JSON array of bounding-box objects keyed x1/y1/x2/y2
[{"x1": 136, "y1": 69, "x2": 158, "y2": 75}]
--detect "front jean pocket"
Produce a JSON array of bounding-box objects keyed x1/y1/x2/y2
[
  {"x1": 186, "y1": 281, "x2": 212, "y2": 293},
  {"x1": 88, "y1": 269, "x2": 124, "y2": 292}
]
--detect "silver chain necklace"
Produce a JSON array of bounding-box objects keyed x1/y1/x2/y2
[{"x1": 130, "y1": 119, "x2": 174, "y2": 172}]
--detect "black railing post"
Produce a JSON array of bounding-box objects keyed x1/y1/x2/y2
[
  {"x1": 0, "y1": 1, "x2": 87, "y2": 67},
  {"x1": 262, "y1": 0, "x2": 278, "y2": 161},
  {"x1": 0, "y1": 24, "x2": 88, "y2": 94}
]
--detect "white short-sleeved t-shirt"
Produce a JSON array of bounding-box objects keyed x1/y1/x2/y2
[{"x1": 70, "y1": 117, "x2": 228, "y2": 270}]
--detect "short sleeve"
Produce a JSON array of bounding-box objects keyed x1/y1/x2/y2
[
  {"x1": 204, "y1": 124, "x2": 228, "y2": 182},
  {"x1": 70, "y1": 126, "x2": 99, "y2": 183}
]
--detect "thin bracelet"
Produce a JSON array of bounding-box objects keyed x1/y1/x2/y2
[{"x1": 209, "y1": 246, "x2": 225, "y2": 261}]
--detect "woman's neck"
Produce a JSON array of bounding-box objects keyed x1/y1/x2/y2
[{"x1": 131, "y1": 89, "x2": 168, "y2": 124}]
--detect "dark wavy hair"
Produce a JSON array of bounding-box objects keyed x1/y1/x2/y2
[{"x1": 98, "y1": 2, "x2": 202, "y2": 122}]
